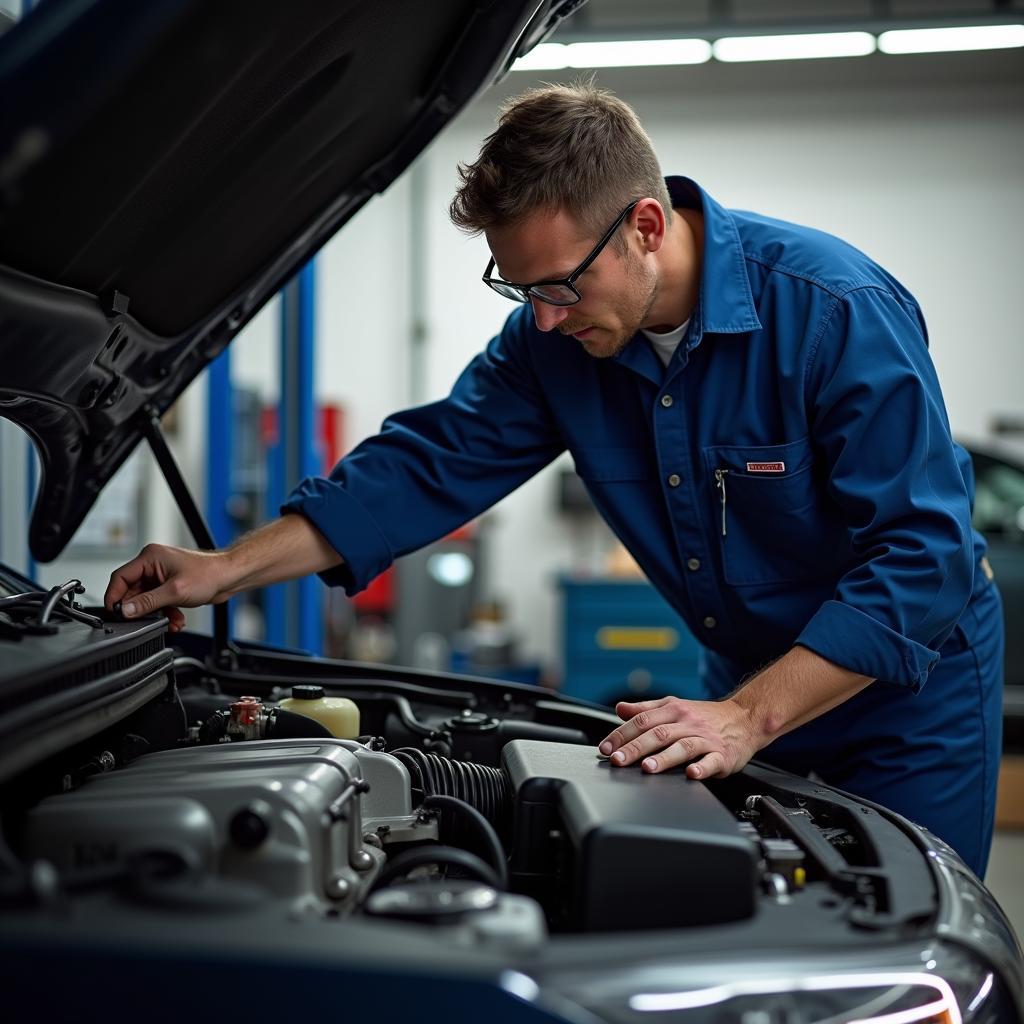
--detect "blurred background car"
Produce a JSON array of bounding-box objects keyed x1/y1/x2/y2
[{"x1": 963, "y1": 436, "x2": 1024, "y2": 750}]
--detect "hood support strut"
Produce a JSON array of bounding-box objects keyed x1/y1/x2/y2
[{"x1": 138, "y1": 406, "x2": 235, "y2": 666}]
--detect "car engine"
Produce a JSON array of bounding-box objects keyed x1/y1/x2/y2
[{"x1": 0, "y1": 588, "x2": 940, "y2": 945}]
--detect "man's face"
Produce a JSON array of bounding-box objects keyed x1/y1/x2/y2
[{"x1": 485, "y1": 206, "x2": 657, "y2": 359}]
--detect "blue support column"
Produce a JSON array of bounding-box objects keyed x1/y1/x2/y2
[
  {"x1": 205, "y1": 349, "x2": 234, "y2": 548},
  {"x1": 265, "y1": 260, "x2": 322, "y2": 654},
  {"x1": 263, "y1": 426, "x2": 286, "y2": 646},
  {"x1": 205, "y1": 348, "x2": 234, "y2": 636}
]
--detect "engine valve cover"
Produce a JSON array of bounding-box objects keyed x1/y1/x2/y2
[{"x1": 25, "y1": 739, "x2": 391, "y2": 911}]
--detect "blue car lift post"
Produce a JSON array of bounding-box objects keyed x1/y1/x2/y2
[
  {"x1": 204, "y1": 260, "x2": 322, "y2": 655},
  {"x1": 204, "y1": 348, "x2": 234, "y2": 637},
  {"x1": 264, "y1": 260, "x2": 323, "y2": 654}
]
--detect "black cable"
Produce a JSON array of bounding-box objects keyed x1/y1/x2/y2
[
  {"x1": 371, "y1": 845, "x2": 501, "y2": 893},
  {"x1": 192, "y1": 664, "x2": 476, "y2": 711},
  {"x1": 172, "y1": 656, "x2": 213, "y2": 675},
  {"x1": 0, "y1": 583, "x2": 102, "y2": 631},
  {"x1": 421, "y1": 794, "x2": 508, "y2": 889},
  {"x1": 0, "y1": 591, "x2": 49, "y2": 610},
  {"x1": 37, "y1": 580, "x2": 84, "y2": 626}
]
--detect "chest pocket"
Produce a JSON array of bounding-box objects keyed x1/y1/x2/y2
[
  {"x1": 572, "y1": 446, "x2": 653, "y2": 482},
  {"x1": 702, "y1": 437, "x2": 849, "y2": 586}
]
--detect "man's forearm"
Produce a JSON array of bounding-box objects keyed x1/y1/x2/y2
[
  {"x1": 729, "y1": 645, "x2": 874, "y2": 749},
  {"x1": 218, "y1": 513, "x2": 344, "y2": 598}
]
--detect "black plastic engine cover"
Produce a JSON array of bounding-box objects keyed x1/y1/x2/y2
[{"x1": 503, "y1": 740, "x2": 758, "y2": 931}]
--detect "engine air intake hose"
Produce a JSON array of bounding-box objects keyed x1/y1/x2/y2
[{"x1": 391, "y1": 748, "x2": 511, "y2": 842}]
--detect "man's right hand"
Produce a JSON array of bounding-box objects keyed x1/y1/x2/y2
[
  {"x1": 104, "y1": 513, "x2": 344, "y2": 632},
  {"x1": 105, "y1": 545, "x2": 234, "y2": 632}
]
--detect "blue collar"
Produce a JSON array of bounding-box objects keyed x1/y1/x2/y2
[
  {"x1": 614, "y1": 177, "x2": 761, "y2": 382},
  {"x1": 667, "y1": 176, "x2": 761, "y2": 336}
]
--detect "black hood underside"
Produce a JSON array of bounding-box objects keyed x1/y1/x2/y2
[{"x1": 0, "y1": 0, "x2": 582, "y2": 560}]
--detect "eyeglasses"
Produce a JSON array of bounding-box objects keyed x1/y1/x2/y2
[{"x1": 482, "y1": 199, "x2": 641, "y2": 307}]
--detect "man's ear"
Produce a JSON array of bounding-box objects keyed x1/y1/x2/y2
[{"x1": 632, "y1": 198, "x2": 667, "y2": 253}]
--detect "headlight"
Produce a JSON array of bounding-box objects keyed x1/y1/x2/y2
[
  {"x1": 629, "y1": 970, "x2": 962, "y2": 1021},
  {"x1": 550, "y1": 940, "x2": 1017, "y2": 1024}
]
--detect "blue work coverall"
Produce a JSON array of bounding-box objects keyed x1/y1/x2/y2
[{"x1": 285, "y1": 177, "x2": 1004, "y2": 877}]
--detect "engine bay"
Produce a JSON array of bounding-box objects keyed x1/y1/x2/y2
[{"x1": 0, "y1": 600, "x2": 941, "y2": 956}]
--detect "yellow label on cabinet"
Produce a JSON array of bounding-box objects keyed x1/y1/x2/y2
[{"x1": 596, "y1": 626, "x2": 679, "y2": 651}]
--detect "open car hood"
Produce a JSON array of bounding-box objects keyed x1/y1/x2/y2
[{"x1": 0, "y1": 0, "x2": 583, "y2": 561}]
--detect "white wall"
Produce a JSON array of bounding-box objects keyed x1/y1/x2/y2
[{"x1": 315, "y1": 178, "x2": 413, "y2": 451}]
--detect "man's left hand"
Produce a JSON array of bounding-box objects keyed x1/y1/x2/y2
[
  {"x1": 598, "y1": 696, "x2": 759, "y2": 780},
  {"x1": 596, "y1": 647, "x2": 875, "y2": 781}
]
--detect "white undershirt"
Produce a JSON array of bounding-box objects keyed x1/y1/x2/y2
[{"x1": 642, "y1": 318, "x2": 690, "y2": 368}]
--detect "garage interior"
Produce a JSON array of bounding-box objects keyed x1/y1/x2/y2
[{"x1": 1, "y1": 0, "x2": 1022, "y2": 958}]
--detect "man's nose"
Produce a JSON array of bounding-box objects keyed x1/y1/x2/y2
[{"x1": 530, "y1": 296, "x2": 570, "y2": 333}]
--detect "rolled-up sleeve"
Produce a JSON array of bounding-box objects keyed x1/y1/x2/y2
[
  {"x1": 795, "y1": 286, "x2": 974, "y2": 690},
  {"x1": 281, "y1": 307, "x2": 564, "y2": 595}
]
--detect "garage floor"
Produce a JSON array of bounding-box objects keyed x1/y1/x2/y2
[{"x1": 986, "y1": 831, "x2": 1024, "y2": 945}]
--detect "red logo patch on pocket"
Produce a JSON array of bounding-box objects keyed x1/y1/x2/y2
[{"x1": 746, "y1": 461, "x2": 786, "y2": 473}]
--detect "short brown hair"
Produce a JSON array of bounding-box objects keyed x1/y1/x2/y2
[{"x1": 449, "y1": 80, "x2": 671, "y2": 243}]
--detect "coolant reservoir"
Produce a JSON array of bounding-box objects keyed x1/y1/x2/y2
[{"x1": 278, "y1": 685, "x2": 360, "y2": 738}]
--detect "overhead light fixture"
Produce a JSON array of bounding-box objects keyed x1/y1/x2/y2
[
  {"x1": 878, "y1": 24, "x2": 1024, "y2": 54},
  {"x1": 513, "y1": 43, "x2": 569, "y2": 71},
  {"x1": 513, "y1": 23, "x2": 1024, "y2": 72},
  {"x1": 566, "y1": 39, "x2": 711, "y2": 68},
  {"x1": 713, "y1": 31, "x2": 876, "y2": 62},
  {"x1": 513, "y1": 39, "x2": 710, "y2": 71}
]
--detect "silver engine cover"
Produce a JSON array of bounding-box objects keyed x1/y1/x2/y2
[{"x1": 23, "y1": 739, "x2": 415, "y2": 913}]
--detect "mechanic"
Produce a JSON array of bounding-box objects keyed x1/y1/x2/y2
[{"x1": 106, "y1": 82, "x2": 1004, "y2": 877}]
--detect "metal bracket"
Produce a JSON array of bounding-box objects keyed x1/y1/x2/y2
[{"x1": 138, "y1": 406, "x2": 235, "y2": 664}]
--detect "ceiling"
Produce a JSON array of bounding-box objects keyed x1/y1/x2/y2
[{"x1": 553, "y1": 0, "x2": 1024, "y2": 39}]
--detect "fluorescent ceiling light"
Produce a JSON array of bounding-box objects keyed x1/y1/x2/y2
[
  {"x1": 878, "y1": 24, "x2": 1024, "y2": 54},
  {"x1": 513, "y1": 38, "x2": 710, "y2": 71},
  {"x1": 514, "y1": 23, "x2": 1022, "y2": 72},
  {"x1": 566, "y1": 39, "x2": 711, "y2": 68},
  {"x1": 713, "y1": 31, "x2": 876, "y2": 62},
  {"x1": 512, "y1": 43, "x2": 569, "y2": 71}
]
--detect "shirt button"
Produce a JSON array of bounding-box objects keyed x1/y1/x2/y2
[
  {"x1": 687, "y1": 558, "x2": 701, "y2": 572},
  {"x1": 660, "y1": 394, "x2": 674, "y2": 408},
  {"x1": 667, "y1": 473, "x2": 681, "y2": 488},
  {"x1": 703, "y1": 616, "x2": 717, "y2": 629}
]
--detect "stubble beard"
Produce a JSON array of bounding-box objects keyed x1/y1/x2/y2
[{"x1": 567, "y1": 251, "x2": 658, "y2": 359}]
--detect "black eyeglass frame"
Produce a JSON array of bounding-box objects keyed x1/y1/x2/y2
[{"x1": 482, "y1": 199, "x2": 642, "y2": 307}]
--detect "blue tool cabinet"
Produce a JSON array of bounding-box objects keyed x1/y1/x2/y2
[{"x1": 559, "y1": 577, "x2": 703, "y2": 706}]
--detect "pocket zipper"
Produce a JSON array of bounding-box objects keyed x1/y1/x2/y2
[{"x1": 714, "y1": 468, "x2": 729, "y2": 536}]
